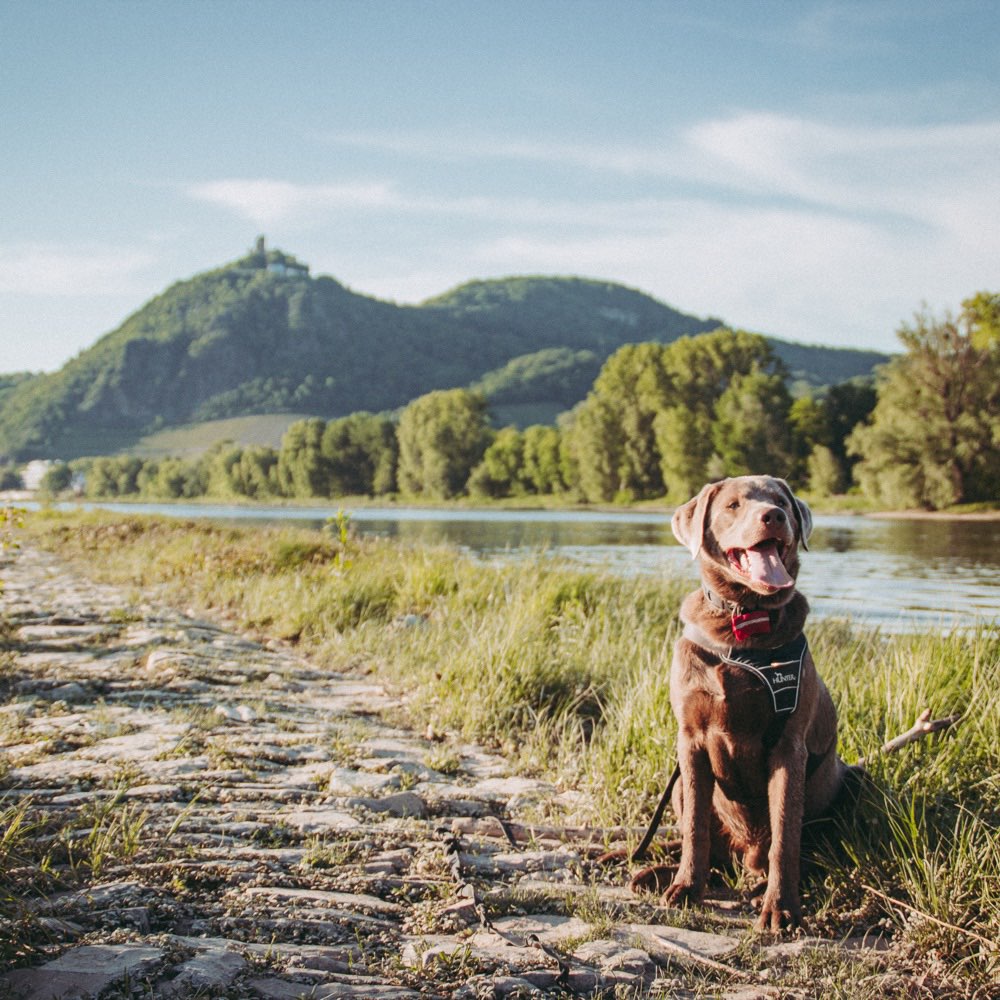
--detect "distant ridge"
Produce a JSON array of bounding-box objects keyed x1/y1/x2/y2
[{"x1": 0, "y1": 245, "x2": 889, "y2": 460}]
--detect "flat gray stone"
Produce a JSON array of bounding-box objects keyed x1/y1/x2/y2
[
  {"x1": 281, "y1": 807, "x2": 361, "y2": 833},
  {"x1": 243, "y1": 886, "x2": 403, "y2": 916},
  {"x1": 346, "y1": 791, "x2": 428, "y2": 818},
  {"x1": 474, "y1": 913, "x2": 592, "y2": 945},
  {"x1": 18, "y1": 624, "x2": 107, "y2": 642},
  {"x1": 466, "y1": 775, "x2": 556, "y2": 806},
  {"x1": 459, "y1": 848, "x2": 579, "y2": 876},
  {"x1": 161, "y1": 946, "x2": 247, "y2": 994},
  {"x1": 624, "y1": 922, "x2": 741, "y2": 963},
  {"x1": 573, "y1": 938, "x2": 656, "y2": 977},
  {"x1": 0, "y1": 944, "x2": 162, "y2": 999},
  {"x1": 247, "y1": 980, "x2": 419, "y2": 999},
  {"x1": 80, "y1": 726, "x2": 186, "y2": 762},
  {"x1": 42, "y1": 682, "x2": 89, "y2": 702},
  {"x1": 326, "y1": 767, "x2": 401, "y2": 796}
]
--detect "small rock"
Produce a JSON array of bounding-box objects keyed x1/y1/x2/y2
[
  {"x1": 346, "y1": 791, "x2": 428, "y2": 819},
  {"x1": 215, "y1": 703, "x2": 258, "y2": 723},
  {"x1": 282, "y1": 807, "x2": 361, "y2": 833},
  {"x1": 623, "y1": 922, "x2": 740, "y2": 964},
  {"x1": 41, "y1": 682, "x2": 89, "y2": 703},
  {"x1": 327, "y1": 767, "x2": 401, "y2": 796},
  {"x1": 573, "y1": 938, "x2": 655, "y2": 977}
]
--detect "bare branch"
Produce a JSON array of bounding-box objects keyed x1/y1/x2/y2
[{"x1": 857, "y1": 709, "x2": 960, "y2": 767}]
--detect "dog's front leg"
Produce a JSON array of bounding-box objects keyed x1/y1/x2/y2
[
  {"x1": 663, "y1": 736, "x2": 713, "y2": 907},
  {"x1": 755, "y1": 744, "x2": 806, "y2": 932}
]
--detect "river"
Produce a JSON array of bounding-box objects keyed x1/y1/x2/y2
[{"x1": 37, "y1": 501, "x2": 1000, "y2": 632}]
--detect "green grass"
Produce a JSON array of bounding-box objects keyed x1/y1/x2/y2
[
  {"x1": 130, "y1": 412, "x2": 311, "y2": 458},
  {"x1": 10, "y1": 509, "x2": 1000, "y2": 989}
]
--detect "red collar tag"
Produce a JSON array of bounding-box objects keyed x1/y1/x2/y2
[{"x1": 731, "y1": 611, "x2": 771, "y2": 641}]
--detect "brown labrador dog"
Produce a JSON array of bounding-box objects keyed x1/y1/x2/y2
[{"x1": 654, "y1": 475, "x2": 851, "y2": 932}]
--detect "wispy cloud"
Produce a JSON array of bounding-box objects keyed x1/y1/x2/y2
[
  {"x1": 185, "y1": 179, "x2": 399, "y2": 227},
  {"x1": 326, "y1": 115, "x2": 1000, "y2": 217},
  {"x1": 0, "y1": 243, "x2": 157, "y2": 296}
]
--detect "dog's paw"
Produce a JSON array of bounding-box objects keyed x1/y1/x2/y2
[
  {"x1": 660, "y1": 878, "x2": 704, "y2": 908},
  {"x1": 753, "y1": 893, "x2": 803, "y2": 933},
  {"x1": 628, "y1": 864, "x2": 676, "y2": 895}
]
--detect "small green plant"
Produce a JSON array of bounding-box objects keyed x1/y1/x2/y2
[
  {"x1": 324, "y1": 507, "x2": 353, "y2": 572},
  {"x1": 62, "y1": 797, "x2": 150, "y2": 877},
  {"x1": 424, "y1": 746, "x2": 463, "y2": 776}
]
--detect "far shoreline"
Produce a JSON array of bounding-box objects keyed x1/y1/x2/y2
[{"x1": 5, "y1": 490, "x2": 1000, "y2": 521}]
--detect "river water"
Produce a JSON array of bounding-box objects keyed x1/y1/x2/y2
[{"x1": 39, "y1": 501, "x2": 1000, "y2": 632}]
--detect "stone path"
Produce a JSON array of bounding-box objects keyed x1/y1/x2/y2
[{"x1": 0, "y1": 543, "x2": 889, "y2": 999}]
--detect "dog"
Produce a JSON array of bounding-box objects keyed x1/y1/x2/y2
[{"x1": 642, "y1": 475, "x2": 853, "y2": 932}]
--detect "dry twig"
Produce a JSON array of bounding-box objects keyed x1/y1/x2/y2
[{"x1": 858, "y1": 708, "x2": 960, "y2": 767}]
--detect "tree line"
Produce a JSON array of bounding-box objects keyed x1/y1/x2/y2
[{"x1": 26, "y1": 294, "x2": 1000, "y2": 511}]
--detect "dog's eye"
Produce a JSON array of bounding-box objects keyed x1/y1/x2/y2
[{"x1": 726, "y1": 500, "x2": 740, "y2": 510}]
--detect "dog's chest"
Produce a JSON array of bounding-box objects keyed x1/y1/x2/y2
[{"x1": 704, "y1": 663, "x2": 774, "y2": 731}]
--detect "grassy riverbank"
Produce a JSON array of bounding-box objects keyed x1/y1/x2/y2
[{"x1": 10, "y1": 508, "x2": 1000, "y2": 988}]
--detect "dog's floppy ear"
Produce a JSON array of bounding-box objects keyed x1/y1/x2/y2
[
  {"x1": 775, "y1": 478, "x2": 812, "y2": 551},
  {"x1": 672, "y1": 481, "x2": 723, "y2": 559}
]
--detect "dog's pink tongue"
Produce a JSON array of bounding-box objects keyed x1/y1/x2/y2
[{"x1": 745, "y1": 543, "x2": 794, "y2": 589}]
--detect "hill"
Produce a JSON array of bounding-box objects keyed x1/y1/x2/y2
[{"x1": 0, "y1": 245, "x2": 889, "y2": 460}]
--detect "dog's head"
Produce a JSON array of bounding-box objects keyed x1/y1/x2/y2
[{"x1": 671, "y1": 476, "x2": 813, "y2": 600}]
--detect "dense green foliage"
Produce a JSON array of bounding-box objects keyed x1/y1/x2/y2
[
  {"x1": 849, "y1": 295, "x2": 1000, "y2": 508},
  {"x1": 561, "y1": 332, "x2": 800, "y2": 502},
  {"x1": 0, "y1": 247, "x2": 886, "y2": 461},
  {"x1": 469, "y1": 347, "x2": 602, "y2": 408},
  {"x1": 39, "y1": 325, "x2": 879, "y2": 505},
  {"x1": 396, "y1": 389, "x2": 493, "y2": 499}
]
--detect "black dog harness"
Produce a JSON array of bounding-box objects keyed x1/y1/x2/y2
[{"x1": 719, "y1": 633, "x2": 808, "y2": 716}]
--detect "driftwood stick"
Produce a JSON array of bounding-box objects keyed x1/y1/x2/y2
[{"x1": 857, "y1": 708, "x2": 960, "y2": 767}]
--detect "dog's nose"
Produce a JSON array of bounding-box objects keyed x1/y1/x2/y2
[{"x1": 761, "y1": 506, "x2": 786, "y2": 526}]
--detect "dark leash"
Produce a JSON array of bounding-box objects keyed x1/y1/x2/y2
[{"x1": 629, "y1": 761, "x2": 681, "y2": 863}]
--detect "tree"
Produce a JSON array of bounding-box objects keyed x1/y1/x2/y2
[
  {"x1": 806, "y1": 445, "x2": 844, "y2": 497},
  {"x1": 656, "y1": 329, "x2": 788, "y2": 500},
  {"x1": 962, "y1": 290, "x2": 1000, "y2": 349},
  {"x1": 396, "y1": 389, "x2": 493, "y2": 499},
  {"x1": 848, "y1": 301, "x2": 1000, "y2": 508},
  {"x1": 567, "y1": 343, "x2": 669, "y2": 502},
  {"x1": 711, "y1": 367, "x2": 795, "y2": 478},
  {"x1": 39, "y1": 462, "x2": 72, "y2": 495},
  {"x1": 0, "y1": 467, "x2": 23, "y2": 491},
  {"x1": 521, "y1": 425, "x2": 565, "y2": 494},
  {"x1": 467, "y1": 427, "x2": 527, "y2": 498},
  {"x1": 321, "y1": 413, "x2": 398, "y2": 496},
  {"x1": 277, "y1": 418, "x2": 329, "y2": 497}
]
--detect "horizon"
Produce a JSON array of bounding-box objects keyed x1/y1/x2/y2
[{"x1": 2, "y1": 0, "x2": 998, "y2": 372}]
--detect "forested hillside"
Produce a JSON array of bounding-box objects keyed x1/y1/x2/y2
[{"x1": 0, "y1": 245, "x2": 888, "y2": 461}]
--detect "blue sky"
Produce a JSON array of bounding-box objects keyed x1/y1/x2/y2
[{"x1": 2, "y1": 0, "x2": 999, "y2": 372}]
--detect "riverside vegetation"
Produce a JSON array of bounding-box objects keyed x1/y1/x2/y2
[
  {"x1": 18, "y1": 290, "x2": 1000, "y2": 516},
  {"x1": 2, "y1": 507, "x2": 997, "y2": 996}
]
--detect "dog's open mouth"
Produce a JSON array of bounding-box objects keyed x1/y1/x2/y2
[{"x1": 726, "y1": 539, "x2": 794, "y2": 590}]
